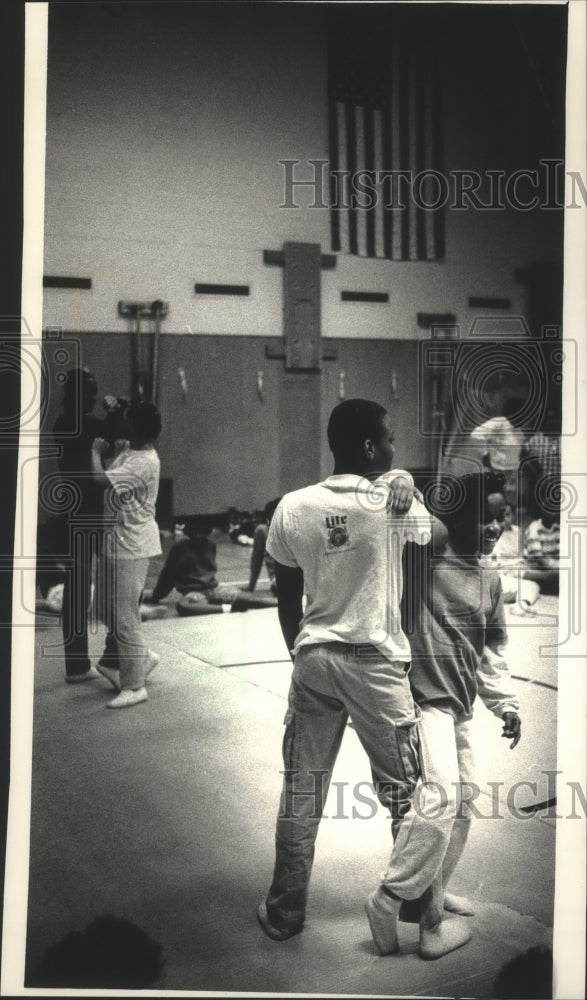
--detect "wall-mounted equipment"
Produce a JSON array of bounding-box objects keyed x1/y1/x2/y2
[{"x1": 118, "y1": 299, "x2": 169, "y2": 404}]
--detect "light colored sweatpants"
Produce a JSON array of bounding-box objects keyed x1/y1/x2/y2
[
  {"x1": 382, "y1": 703, "x2": 476, "y2": 901},
  {"x1": 105, "y1": 554, "x2": 150, "y2": 690}
]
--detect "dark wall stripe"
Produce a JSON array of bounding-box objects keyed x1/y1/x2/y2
[
  {"x1": 417, "y1": 312, "x2": 457, "y2": 328},
  {"x1": 195, "y1": 284, "x2": 250, "y2": 296},
  {"x1": 342, "y1": 291, "x2": 389, "y2": 303},
  {"x1": 43, "y1": 276, "x2": 92, "y2": 289},
  {"x1": 469, "y1": 297, "x2": 513, "y2": 309}
]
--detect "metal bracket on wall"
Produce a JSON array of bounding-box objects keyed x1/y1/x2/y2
[
  {"x1": 263, "y1": 242, "x2": 337, "y2": 370},
  {"x1": 265, "y1": 339, "x2": 338, "y2": 366}
]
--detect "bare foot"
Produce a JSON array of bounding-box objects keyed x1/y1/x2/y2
[{"x1": 419, "y1": 916, "x2": 472, "y2": 959}]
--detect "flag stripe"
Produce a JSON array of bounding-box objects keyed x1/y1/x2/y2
[
  {"x1": 344, "y1": 101, "x2": 357, "y2": 256},
  {"x1": 328, "y1": 88, "x2": 341, "y2": 253},
  {"x1": 328, "y1": 17, "x2": 444, "y2": 261},
  {"x1": 355, "y1": 105, "x2": 367, "y2": 257},
  {"x1": 364, "y1": 105, "x2": 376, "y2": 259},
  {"x1": 389, "y1": 29, "x2": 402, "y2": 260},
  {"x1": 415, "y1": 28, "x2": 428, "y2": 262},
  {"x1": 373, "y1": 108, "x2": 385, "y2": 258}
]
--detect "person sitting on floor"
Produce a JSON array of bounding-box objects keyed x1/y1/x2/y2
[
  {"x1": 141, "y1": 519, "x2": 240, "y2": 617},
  {"x1": 523, "y1": 502, "x2": 560, "y2": 597},
  {"x1": 242, "y1": 497, "x2": 281, "y2": 596},
  {"x1": 226, "y1": 507, "x2": 257, "y2": 546}
]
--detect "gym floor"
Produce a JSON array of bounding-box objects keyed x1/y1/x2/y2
[{"x1": 23, "y1": 533, "x2": 557, "y2": 997}]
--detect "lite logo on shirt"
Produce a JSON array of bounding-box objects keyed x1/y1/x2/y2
[{"x1": 325, "y1": 514, "x2": 350, "y2": 549}]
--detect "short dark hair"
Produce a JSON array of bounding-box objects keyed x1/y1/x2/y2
[
  {"x1": 426, "y1": 471, "x2": 506, "y2": 527},
  {"x1": 127, "y1": 400, "x2": 162, "y2": 443},
  {"x1": 327, "y1": 399, "x2": 387, "y2": 461}
]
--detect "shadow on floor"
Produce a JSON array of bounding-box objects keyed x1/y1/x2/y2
[{"x1": 26, "y1": 914, "x2": 164, "y2": 990}]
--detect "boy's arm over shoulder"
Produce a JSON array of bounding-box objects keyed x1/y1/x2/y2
[
  {"x1": 384, "y1": 469, "x2": 414, "y2": 515},
  {"x1": 377, "y1": 470, "x2": 433, "y2": 545}
]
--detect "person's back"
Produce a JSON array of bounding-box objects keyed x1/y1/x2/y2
[{"x1": 269, "y1": 472, "x2": 430, "y2": 658}]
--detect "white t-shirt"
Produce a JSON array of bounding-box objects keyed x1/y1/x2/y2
[
  {"x1": 469, "y1": 416, "x2": 525, "y2": 471},
  {"x1": 105, "y1": 446, "x2": 162, "y2": 559},
  {"x1": 267, "y1": 471, "x2": 432, "y2": 661}
]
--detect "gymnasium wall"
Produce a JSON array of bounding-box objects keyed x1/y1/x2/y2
[
  {"x1": 39, "y1": 333, "x2": 429, "y2": 515},
  {"x1": 42, "y1": 3, "x2": 565, "y2": 339},
  {"x1": 39, "y1": 3, "x2": 566, "y2": 516}
]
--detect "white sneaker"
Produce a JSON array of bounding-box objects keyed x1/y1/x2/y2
[
  {"x1": 106, "y1": 687, "x2": 148, "y2": 709},
  {"x1": 96, "y1": 663, "x2": 122, "y2": 691}
]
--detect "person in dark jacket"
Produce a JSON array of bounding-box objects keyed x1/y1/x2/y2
[{"x1": 52, "y1": 368, "x2": 105, "y2": 683}]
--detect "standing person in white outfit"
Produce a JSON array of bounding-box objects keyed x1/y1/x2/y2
[
  {"x1": 90, "y1": 400, "x2": 162, "y2": 709},
  {"x1": 258, "y1": 398, "x2": 472, "y2": 960},
  {"x1": 469, "y1": 398, "x2": 527, "y2": 507}
]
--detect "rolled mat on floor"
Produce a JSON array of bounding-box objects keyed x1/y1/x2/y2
[
  {"x1": 230, "y1": 592, "x2": 278, "y2": 612},
  {"x1": 176, "y1": 601, "x2": 225, "y2": 616},
  {"x1": 173, "y1": 591, "x2": 278, "y2": 616}
]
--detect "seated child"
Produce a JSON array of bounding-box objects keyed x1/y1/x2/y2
[
  {"x1": 141, "y1": 518, "x2": 239, "y2": 617},
  {"x1": 400, "y1": 471, "x2": 522, "y2": 931},
  {"x1": 523, "y1": 506, "x2": 560, "y2": 596},
  {"x1": 242, "y1": 497, "x2": 281, "y2": 596}
]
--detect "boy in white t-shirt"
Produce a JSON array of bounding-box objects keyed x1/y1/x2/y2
[
  {"x1": 257, "y1": 399, "x2": 472, "y2": 960},
  {"x1": 91, "y1": 400, "x2": 162, "y2": 708}
]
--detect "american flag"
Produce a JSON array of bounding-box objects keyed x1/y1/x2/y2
[{"x1": 327, "y1": 9, "x2": 445, "y2": 262}]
